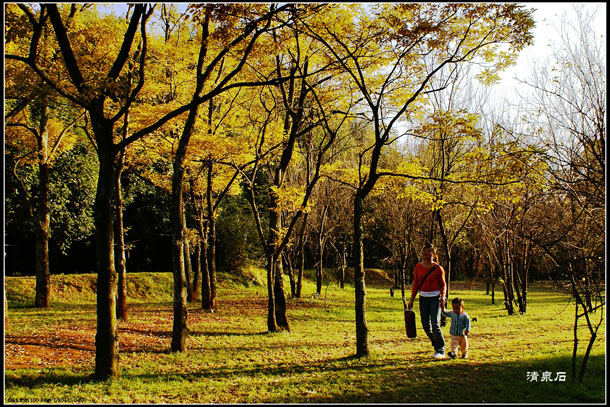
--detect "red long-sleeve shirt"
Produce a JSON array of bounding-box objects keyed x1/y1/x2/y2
[{"x1": 411, "y1": 262, "x2": 447, "y2": 298}]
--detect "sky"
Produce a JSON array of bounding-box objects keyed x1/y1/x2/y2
[{"x1": 497, "y1": 2, "x2": 606, "y2": 103}]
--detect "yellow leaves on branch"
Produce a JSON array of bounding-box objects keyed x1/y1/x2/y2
[{"x1": 270, "y1": 185, "x2": 311, "y2": 214}]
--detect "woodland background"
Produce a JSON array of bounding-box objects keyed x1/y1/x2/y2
[{"x1": 4, "y1": 3, "x2": 605, "y2": 384}]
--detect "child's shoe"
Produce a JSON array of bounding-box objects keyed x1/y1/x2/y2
[
  {"x1": 461, "y1": 354, "x2": 468, "y2": 359},
  {"x1": 448, "y1": 352, "x2": 457, "y2": 359}
]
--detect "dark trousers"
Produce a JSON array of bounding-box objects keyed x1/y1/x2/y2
[{"x1": 419, "y1": 295, "x2": 445, "y2": 354}]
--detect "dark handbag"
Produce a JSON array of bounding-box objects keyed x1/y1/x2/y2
[{"x1": 404, "y1": 307, "x2": 417, "y2": 338}]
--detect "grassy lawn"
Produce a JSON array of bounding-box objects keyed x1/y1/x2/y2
[{"x1": 4, "y1": 271, "x2": 606, "y2": 404}]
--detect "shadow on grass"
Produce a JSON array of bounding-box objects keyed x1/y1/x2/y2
[
  {"x1": 5, "y1": 351, "x2": 604, "y2": 404},
  {"x1": 6, "y1": 369, "x2": 103, "y2": 387},
  {"x1": 7, "y1": 302, "x2": 96, "y2": 311},
  {"x1": 191, "y1": 330, "x2": 270, "y2": 337},
  {"x1": 122, "y1": 352, "x2": 603, "y2": 403}
]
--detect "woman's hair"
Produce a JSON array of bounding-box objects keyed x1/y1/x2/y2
[{"x1": 423, "y1": 243, "x2": 439, "y2": 262}]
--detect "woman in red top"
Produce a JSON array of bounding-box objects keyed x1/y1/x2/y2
[{"x1": 407, "y1": 243, "x2": 447, "y2": 359}]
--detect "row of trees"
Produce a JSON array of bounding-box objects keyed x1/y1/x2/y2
[{"x1": 5, "y1": 4, "x2": 604, "y2": 381}]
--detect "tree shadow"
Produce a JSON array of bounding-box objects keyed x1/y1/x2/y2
[
  {"x1": 190, "y1": 330, "x2": 270, "y2": 337},
  {"x1": 5, "y1": 351, "x2": 604, "y2": 404}
]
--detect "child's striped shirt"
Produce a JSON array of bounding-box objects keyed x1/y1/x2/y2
[{"x1": 441, "y1": 310, "x2": 471, "y2": 336}]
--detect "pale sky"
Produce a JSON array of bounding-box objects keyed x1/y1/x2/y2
[{"x1": 498, "y1": 2, "x2": 606, "y2": 102}]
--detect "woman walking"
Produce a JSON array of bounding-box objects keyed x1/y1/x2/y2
[{"x1": 407, "y1": 243, "x2": 447, "y2": 359}]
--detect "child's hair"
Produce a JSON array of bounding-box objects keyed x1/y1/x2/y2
[
  {"x1": 423, "y1": 243, "x2": 439, "y2": 262},
  {"x1": 452, "y1": 297, "x2": 464, "y2": 307}
]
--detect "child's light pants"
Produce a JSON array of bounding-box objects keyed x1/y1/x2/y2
[{"x1": 450, "y1": 334, "x2": 468, "y2": 357}]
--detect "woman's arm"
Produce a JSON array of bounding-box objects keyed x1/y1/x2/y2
[{"x1": 438, "y1": 266, "x2": 447, "y2": 308}]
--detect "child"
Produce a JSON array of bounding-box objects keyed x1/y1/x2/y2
[{"x1": 442, "y1": 297, "x2": 471, "y2": 359}]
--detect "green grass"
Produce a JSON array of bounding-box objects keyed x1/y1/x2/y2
[{"x1": 4, "y1": 271, "x2": 606, "y2": 404}]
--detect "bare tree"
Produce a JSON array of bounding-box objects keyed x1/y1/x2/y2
[{"x1": 520, "y1": 4, "x2": 605, "y2": 381}]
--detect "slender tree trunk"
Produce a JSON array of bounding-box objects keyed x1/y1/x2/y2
[
  {"x1": 571, "y1": 278, "x2": 579, "y2": 381},
  {"x1": 170, "y1": 176, "x2": 188, "y2": 352},
  {"x1": 197, "y1": 190, "x2": 210, "y2": 309},
  {"x1": 353, "y1": 193, "x2": 368, "y2": 357},
  {"x1": 316, "y1": 255, "x2": 324, "y2": 297},
  {"x1": 92, "y1": 115, "x2": 119, "y2": 379},
  {"x1": 183, "y1": 209, "x2": 194, "y2": 302},
  {"x1": 296, "y1": 213, "x2": 308, "y2": 298},
  {"x1": 206, "y1": 162, "x2": 218, "y2": 312},
  {"x1": 435, "y1": 210, "x2": 451, "y2": 296},
  {"x1": 340, "y1": 244, "x2": 346, "y2": 289},
  {"x1": 34, "y1": 101, "x2": 51, "y2": 308},
  {"x1": 193, "y1": 242, "x2": 201, "y2": 302},
  {"x1": 201, "y1": 224, "x2": 211, "y2": 310},
  {"x1": 285, "y1": 253, "x2": 296, "y2": 298},
  {"x1": 207, "y1": 217, "x2": 217, "y2": 311},
  {"x1": 316, "y1": 207, "x2": 328, "y2": 297},
  {"x1": 115, "y1": 71, "x2": 132, "y2": 321},
  {"x1": 34, "y1": 164, "x2": 51, "y2": 308},
  {"x1": 491, "y1": 268, "x2": 496, "y2": 305},
  {"x1": 297, "y1": 243, "x2": 305, "y2": 298},
  {"x1": 502, "y1": 237, "x2": 515, "y2": 315},
  {"x1": 266, "y1": 253, "x2": 278, "y2": 332},
  {"x1": 171, "y1": 104, "x2": 200, "y2": 352},
  {"x1": 579, "y1": 331, "x2": 597, "y2": 383},
  {"x1": 114, "y1": 164, "x2": 128, "y2": 321},
  {"x1": 191, "y1": 182, "x2": 202, "y2": 302}
]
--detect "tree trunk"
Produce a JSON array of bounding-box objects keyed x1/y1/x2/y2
[
  {"x1": 115, "y1": 71, "x2": 131, "y2": 322},
  {"x1": 193, "y1": 242, "x2": 201, "y2": 302},
  {"x1": 34, "y1": 164, "x2": 51, "y2": 308},
  {"x1": 266, "y1": 253, "x2": 279, "y2": 332},
  {"x1": 316, "y1": 207, "x2": 328, "y2": 297},
  {"x1": 114, "y1": 164, "x2": 128, "y2": 321},
  {"x1": 274, "y1": 254, "x2": 290, "y2": 331},
  {"x1": 491, "y1": 271, "x2": 496, "y2": 305},
  {"x1": 338, "y1": 243, "x2": 347, "y2": 290},
  {"x1": 171, "y1": 104, "x2": 200, "y2": 352},
  {"x1": 34, "y1": 101, "x2": 50, "y2": 308},
  {"x1": 205, "y1": 162, "x2": 218, "y2": 312},
  {"x1": 201, "y1": 224, "x2": 211, "y2": 310},
  {"x1": 183, "y1": 209, "x2": 194, "y2": 302},
  {"x1": 296, "y1": 213, "x2": 308, "y2": 298},
  {"x1": 266, "y1": 201, "x2": 288, "y2": 331},
  {"x1": 92, "y1": 116, "x2": 120, "y2": 379},
  {"x1": 435, "y1": 210, "x2": 451, "y2": 297},
  {"x1": 197, "y1": 191, "x2": 209, "y2": 308},
  {"x1": 571, "y1": 278, "x2": 579, "y2": 381},
  {"x1": 170, "y1": 174, "x2": 188, "y2": 351},
  {"x1": 316, "y1": 257, "x2": 324, "y2": 297},
  {"x1": 191, "y1": 182, "x2": 201, "y2": 301},
  {"x1": 353, "y1": 193, "x2": 368, "y2": 357},
  {"x1": 297, "y1": 243, "x2": 305, "y2": 298},
  {"x1": 284, "y1": 253, "x2": 296, "y2": 298}
]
